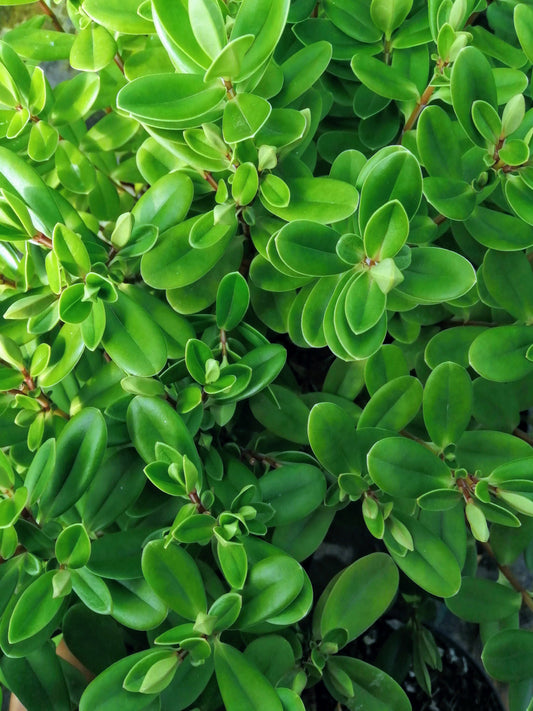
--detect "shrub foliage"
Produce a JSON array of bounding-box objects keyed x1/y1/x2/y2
[{"x1": 0, "y1": 0, "x2": 532, "y2": 709}]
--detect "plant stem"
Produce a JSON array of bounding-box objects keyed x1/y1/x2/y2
[
  {"x1": 0, "y1": 274, "x2": 16, "y2": 288},
  {"x1": 480, "y1": 541, "x2": 533, "y2": 613},
  {"x1": 399, "y1": 84, "x2": 436, "y2": 141},
  {"x1": 513, "y1": 428, "x2": 533, "y2": 447},
  {"x1": 113, "y1": 54, "x2": 125, "y2": 75},
  {"x1": 39, "y1": 0, "x2": 64, "y2": 32},
  {"x1": 188, "y1": 490, "x2": 209, "y2": 514},
  {"x1": 32, "y1": 232, "x2": 53, "y2": 249},
  {"x1": 203, "y1": 171, "x2": 218, "y2": 191},
  {"x1": 241, "y1": 449, "x2": 282, "y2": 469}
]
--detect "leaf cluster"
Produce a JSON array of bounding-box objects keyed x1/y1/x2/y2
[{"x1": 0, "y1": 0, "x2": 532, "y2": 709}]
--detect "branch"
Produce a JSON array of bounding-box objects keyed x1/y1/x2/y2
[
  {"x1": 399, "y1": 84, "x2": 435, "y2": 142},
  {"x1": 513, "y1": 428, "x2": 533, "y2": 447},
  {"x1": 32, "y1": 232, "x2": 53, "y2": 249},
  {"x1": 241, "y1": 449, "x2": 282, "y2": 469},
  {"x1": 480, "y1": 541, "x2": 533, "y2": 613},
  {"x1": 203, "y1": 171, "x2": 218, "y2": 191},
  {"x1": 39, "y1": 0, "x2": 64, "y2": 33},
  {"x1": 0, "y1": 274, "x2": 17, "y2": 288}
]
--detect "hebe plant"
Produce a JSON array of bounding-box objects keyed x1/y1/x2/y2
[{"x1": 0, "y1": 0, "x2": 532, "y2": 708}]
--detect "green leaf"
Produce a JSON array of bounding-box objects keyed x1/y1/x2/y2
[
  {"x1": 469, "y1": 326, "x2": 533, "y2": 382},
  {"x1": 250, "y1": 385, "x2": 310, "y2": 444},
  {"x1": 358, "y1": 376, "x2": 422, "y2": 431},
  {"x1": 258, "y1": 464, "x2": 325, "y2": 525},
  {"x1": 80, "y1": 447, "x2": 146, "y2": 532},
  {"x1": 231, "y1": 163, "x2": 259, "y2": 206},
  {"x1": 83, "y1": 0, "x2": 155, "y2": 34},
  {"x1": 214, "y1": 641, "x2": 283, "y2": 711},
  {"x1": 445, "y1": 577, "x2": 521, "y2": 623},
  {"x1": 141, "y1": 217, "x2": 235, "y2": 289},
  {"x1": 123, "y1": 650, "x2": 178, "y2": 694},
  {"x1": 217, "y1": 539, "x2": 248, "y2": 590},
  {"x1": 275, "y1": 221, "x2": 348, "y2": 276},
  {"x1": 465, "y1": 207, "x2": 533, "y2": 250},
  {"x1": 395, "y1": 247, "x2": 476, "y2": 304},
  {"x1": 351, "y1": 54, "x2": 419, "y2": 102},
  {"x1": 117, "y1": 74, "x2": 225, "y2": 129},
  {"x1": 261, "y1": 177, "x2": 358, "y2": 224},
  {"x1": 345, "y1": 272, "x2": 386, "y2": 335},
  {"x1": 55, "y1": 523, "x2": 91, "y2": 569},
  {"x1": 223, "y1": 93, "x2": 272, "y2": 143},
  {"x1": 141, "y1": 539, "x2": 206, "y2": 619},
  {"x1": 188, "y1": 0, "x2": 226, "y2": 59},
  {"x1": 365, "y1": 344, "x2": 408, "y2": 395},
  {"x1": 88, "y1": 528, "x2": 147, "y2": 580},
  {"x1": 50, "y1": 72, "x2": 100, "y2": 125},
  {"x1": 370, "y1": 0, "x2": 413, "y2": 39},
  {"x1": 205, "y1": 35, "x2": 255, "y2": 82},
  {"x1": 69, "y1": 23, "x2": 116, "y2": 72},
  {"x1": 472, "y1": 99, "x2": 501, "y2": 144},
  {"x1": 132, "y1": 172, "x2": 194, "y2": 233},
  {"x1": 483, "y1": 250, "x2": 533, "y2": 321},
  {"x1": 506, "y1": 176, "x2": 533, "y2": 226},
  {"x1": 423, "y1": 177, "x2": 476, "y2": 221},
  {"x1": 28, "y1": 121, "x2": 58, "y2": 162},
  {"x1": 55, "y1": 141, "x2": 96, "y2": 194},
  {"x1": 80, "y1": 650, "x2": 160, "y2": 711},
  {"x1": 318, "y1": 553, "x2": 398, "y2": 644},
  {"x1": 451, "y1": 46, "x2": 498, "y2": 146},
  {"x1": 8, "y1": 571, "x2": 63, "y2": 644},
  {"x1": 323, "y1": 0, "x2": 382, "y2": 42},
  {"x1": 308, "y1": 402, "x2": 360, "y2": 475},
  {"x1": 364, "y1": 200, "x2": 409, "y2": 260},
  {"x1": 239, "y1": 555, "x2": 304, "y2": 628},
  {"x1": 324, "y1": 656, "x2": 411, "y2": 711},
  {"x1": 385, "y1": 513, "x2": 462, "y2": 597},
  {"x1": 417, "y1": 105, "x2": 462, "y2": 179},
  {"x1": 0, "y1": 643, "x2": 70, "y2": 711},
  {"x1": 276, "y1": 41, "x2": 332, "y2": 107},
  {"x1": 368, "y1": 437, "x2": 452, "y2": 498},
  {"x1": 107, "y1": 578, "x2": 166, "y2": 630},
  {"x1": 482, "y1": 630, "x2": 533, "y2": 682},
  {"x1": 127, "y1": 395, "x2": 200, "y2": 468},
  {"x1": 230, "y1": 0, "x2": 290, "y2": 81},
  {"x1": 423, "y1": 362, "x2": 473, "y2": 448},
  {"x1": 216, "y1": 272, "x2": 250, "y2": 330},
  {"x1": 358, "y1": 148, "x2": 422, "y2": 229},
  {"x1": 103, "y1": 291, "x2": 167, "y2": 377},
  {"x1": 39, "y1": 408, "x2": 107, "y2": 519},
  {"x1": 71, "y1": 567, "x2": 112, "y2": 615},
  {"x1": 514, "y1": 4, "x2": 533, "y2": 64}
]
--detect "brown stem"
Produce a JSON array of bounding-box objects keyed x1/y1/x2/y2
[
  {"x1": 433, "y1": 213, "x2": 447, "y2": 225},
  {"x1": 399, "y1": 84, "x2": 436, "y2": 141},
  {"x1": 203, "y1": 171, "x2": 218, "y2": 191},
  {"x1": 465, "y1": 0, "x2": 493, "y2": 27},
  {"x1": 32, "y1": 232, "x2": 53, "y2": 249},
  {"x1": 188, "y1": 490, "x2": 209, "y2": 514},
  {"x1": 513, "y1": 428, "x2": 533, "y2": 447},
  {"x1": 10, "y1": 369, "x2": 69, "y2": 420},
  {"x1": 0, "y1": 274, "x2": 17, "y2": 288},
  {"x1": 38, "y1": 0, "x2": 64, "y2": 32},
  {"x1": 223, "y1": 79, "x2": 236, "y2": 99},
  {"x1": 311, "y1": 2, "x2": 319, "y2": 17},
  {"x1": 400, "y1": 430, "x2": 436, "y2": 453},
  {"x1": 113, "y1": 54, "x2": 125, "y2": 75},
  {"x1": 481, "y1": 541, "x2": 533, "y2": 613},
  {"x1": 220, "y1": 329, "x2": 227, "y2": 359},
  {"x1": 241, "y1": 449, "x2": 282, "y2": 469}
]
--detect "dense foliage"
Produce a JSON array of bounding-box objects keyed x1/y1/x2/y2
[{"x1": 0, "y1": 0, "x2": 532, "y2": 708}]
